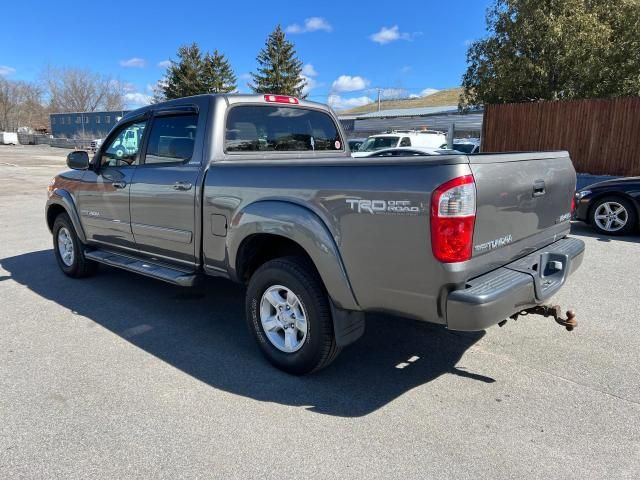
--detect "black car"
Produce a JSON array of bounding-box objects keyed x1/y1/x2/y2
[{"x1": 574, "y1": 177, "x2": 640, "y2": 235}]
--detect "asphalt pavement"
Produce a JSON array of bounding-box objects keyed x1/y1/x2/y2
[{"x1": 1, "y1": 144, "x2": 639, "y2": 479}]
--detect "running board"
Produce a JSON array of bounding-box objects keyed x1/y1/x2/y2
[{"x1": 85, "y1": 249, "x2": 199, "y2": 287}]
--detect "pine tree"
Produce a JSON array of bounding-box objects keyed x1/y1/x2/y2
[
  {"x1": 202, "y1": 50, "x2": 237, "y2": 93},
  {"x1": 158, "y1": 43, "x2": 237, "y2": 100},
  {"x1": 162, "y1": 43, "x2": 206, "y2": 100},
  {"x1": 250, "y1": 25, "x2": 306, "y2": 97}
]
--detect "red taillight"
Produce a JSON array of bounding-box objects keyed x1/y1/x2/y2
[
  {"x1": 431, "y1": 175, "x2": 476, "y2": 263},
  {"x1": 571, "y1": 194, "x2": 576, "y2": 214},
  {"x1": 264, "y1": 94, "x2": 299, "y2": 105}
]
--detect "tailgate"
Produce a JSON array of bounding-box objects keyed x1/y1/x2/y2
[{"x1": 470, "y1": 151, "x2": 575, "y2": 259}]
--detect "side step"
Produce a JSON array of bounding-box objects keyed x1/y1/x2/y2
[{"x1": 85, "y1": 249, "x2": 199, "y2": 287}]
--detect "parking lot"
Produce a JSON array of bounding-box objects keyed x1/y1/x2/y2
[{"x1": 1, "y1": 144, "x2": 639, "y2": 479}]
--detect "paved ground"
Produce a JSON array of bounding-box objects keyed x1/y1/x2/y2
[{"x1": 1, "y1": 144, "x2": 639, "y2": 479}]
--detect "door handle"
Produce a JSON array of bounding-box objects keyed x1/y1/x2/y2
[
  {"x1": 532, "y1": 180, "x2": 546, "y2": 197},
  {"x1": 112, "y1": 181, "x2": 127, "y2": 189},
  {"x1": 173, "y1": 181, "x2": 193, "y2": 191}
]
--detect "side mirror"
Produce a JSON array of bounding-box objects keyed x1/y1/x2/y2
[{"x1": 67, "y1": 150, "x2": 90, "y2": 170}]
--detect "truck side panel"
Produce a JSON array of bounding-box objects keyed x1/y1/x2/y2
[{"x1": 202, "y1": 159, "x2": 471, "y2": 324}]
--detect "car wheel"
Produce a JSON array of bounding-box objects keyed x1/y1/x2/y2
[
  {"x1": 52, "y1": 213, "x2": 98, "y2": 278},
  {"x1": 590, "y1": 196, "x2": 637, "y2": 236},
  {"x1": 245, "y1": 256, "x2": 340, "y2": 375}
]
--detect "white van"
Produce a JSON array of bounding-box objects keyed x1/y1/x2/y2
[{"x1": 351, "y1": 130, "x2": 447, "y2": 157}]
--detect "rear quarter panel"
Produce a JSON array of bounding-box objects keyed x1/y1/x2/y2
[{"x1": 203, "y1": 157, "x2": 471, "y2": 324}]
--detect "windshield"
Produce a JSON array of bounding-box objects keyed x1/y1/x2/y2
[
  {"x1": 359, "y1": 136, "x2": 399, "y2": 152},
  {"x1": 452, "y1": 143, "x2": 477, "y2": 154}
]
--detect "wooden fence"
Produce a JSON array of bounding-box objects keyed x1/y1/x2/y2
[{"x1": 481, "y1": 97, "x2": 640, "y2": 176}]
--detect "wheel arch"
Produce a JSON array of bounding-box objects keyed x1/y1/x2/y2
[
  {"x1": 227, "y1": 200, "x2": 359, "y2": 311},
  {"x1": 46, "y1": 189, "x2": 87, "y2": 243}
]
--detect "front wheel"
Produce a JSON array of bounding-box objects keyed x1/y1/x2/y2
[
  {"x1": 52, "y1": 213, "x2": 98, "y2": 278},
  {"x1": 245, "y1": 257, "x2": 340, "y2": 375},
  {"x1": 590, "y1": 196, "x2": 637, "y2": 236}
]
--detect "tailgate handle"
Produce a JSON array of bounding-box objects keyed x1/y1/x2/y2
[{"x1": 532, "y1": 180, "x2": 546, "y2": 197}]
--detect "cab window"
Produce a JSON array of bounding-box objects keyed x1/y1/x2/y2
[
  {"x1": 400, "y1": 137, "x2": 411, "y2": 147},
  {"x1": 225, "y1": 105, "x2": 342, "y2": 153},
  {"x1": 144, "y1": 114, "x2": 198, "y2": 164},
  {"x1": 101, "y1": 121, "x2": 147, "y2": 167}
]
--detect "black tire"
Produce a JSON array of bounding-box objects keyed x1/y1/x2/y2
[
  {"x1": 589, "y1": 196, "x2": 638, "y2": 236},
  {"x1": 245, "y1": 256, "x2": 340, "y2": 375},
  {"x1": 52, "y1": 213, "x2": 98, "y2": 278}
]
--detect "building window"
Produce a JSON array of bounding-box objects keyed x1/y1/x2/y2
[
  {"x1": 51, "y1": 117, "x2": 56, "y2": 125},
  {"x1": 96, "y1": 116, "x2": 101, "y2": 124},
  {"x1": 67, "y1": 117, "x2": 71, "y2": 125},
  {"x1": 105, "y1": 116, "x2": 111, "y2": 124},
  {"x1": 84, "y1": 116, "x2": 89, "y2": 123},
  {"x1": 76, "y1": 116, "x2": 81, "y2": 124}
]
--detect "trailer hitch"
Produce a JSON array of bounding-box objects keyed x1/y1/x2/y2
[{"x1": 509, "y1": 305, "x2": 577, "y2": 331}]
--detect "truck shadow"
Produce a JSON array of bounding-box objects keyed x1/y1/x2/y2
[{"x1": 1, "y1": 250, "x2": 492, "y2": 418}]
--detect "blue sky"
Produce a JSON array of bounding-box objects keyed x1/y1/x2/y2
[{"x1": 0, "y1": 0, "x2": 491, "y2": 110}]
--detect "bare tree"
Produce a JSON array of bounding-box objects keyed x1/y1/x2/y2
[
  {"x1": 0, "y1": 78, "x2": 47, "y2": 131},
  {"x1": 44, "y1": 66, "x2": 124, "y2": 112}
]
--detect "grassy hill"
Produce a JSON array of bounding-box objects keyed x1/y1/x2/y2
[{"x1": 340, "y1": 87, "x2": 463, "y2": 115}]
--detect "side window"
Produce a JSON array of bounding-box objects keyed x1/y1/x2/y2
[
  {"x1": 100, "y1": 120, "x2": 147, "y2": 167},
  {"x1": 144, "y1": 114, "x2": 198, "y2": 164},
  {"x1": 225, "y1": 105, "x2": 342, "y2": 153},
  {"x1": 400, "y1": 137, "x2": 411, "y2": 147}
]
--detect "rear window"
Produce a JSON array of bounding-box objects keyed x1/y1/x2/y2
[
  {"x1": 225, "y1": 105, "x2": 342, "y2": 153},
  {"x1": 359, "y1": 136, "x2": 399, "y2": 152}
]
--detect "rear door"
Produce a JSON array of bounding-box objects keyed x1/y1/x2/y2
[{"x1": 129, "y1": 108, "x2": 204, "y2": 269}]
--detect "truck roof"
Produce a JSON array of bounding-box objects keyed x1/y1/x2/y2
[{"x1": 122, "y1": 93, "x2": 333, "y2": 123}]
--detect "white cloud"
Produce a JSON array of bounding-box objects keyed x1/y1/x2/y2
[
  {"x1": 119, "y1": 57, "x2": 146, "y2": 68},
  {"x1": 157, "y1": 60, "x2": 171, "y2": 68},
  {"x1": 400, "y1": 65, "x2": 412, "y2": 74},
  {"x1": 369, "y1": 25, "x2": 421, "y2": 45},
  {"x1": 122, "y1": 82, "x2": 137, "y2": 93},
  {"x1": 409, "y1": 88, "x2": 440, "y2": 99},
  {"x1": 124, "y1": 92, "x2": 152, "y2": 107},
  {"x1": 0, "y1": 65, "x2": 16, "y2": 76},
  {"x1": 302, "y1": 63, "x2": 318, "y2": 77},
  {"x1": 327, "y1": 94, "x2": 373, "y2": 111},
  {"x1": 286, "y1": 17, "x2": 332, "y2": 34},
  {"x1": 331, "y1": 75, "x2": 370, "y2": 93},
  {"x1": 301, "y1": 76, "x2": 318, "y2": 96},
  {"x1": 380, "y1": 88, "x2": 406, "y2": 98}
]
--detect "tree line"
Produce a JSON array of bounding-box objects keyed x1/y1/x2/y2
[
  {"x1": 461, "y1": 0, "x2": 640, "y2": 107},
  {"x1": 154, "y1": 25, "x2": 305, "y2": 101},
  {"x1": 0, "y1": 67, "x2": 126, "y2": 132}
]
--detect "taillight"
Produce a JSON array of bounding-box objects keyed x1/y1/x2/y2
[
  {"x1": 264, "y1": 94, "x2": 299, "y2": 105},
  {"x1": 431, "y1": 175, "x2": 476, "y2": 263}
]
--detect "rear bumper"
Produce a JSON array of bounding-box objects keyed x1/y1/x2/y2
[{"x1": 446, "y1": 237, "x2": 584, "y2": 331}]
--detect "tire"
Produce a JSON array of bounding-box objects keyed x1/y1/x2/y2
[
  {"x1": 245, "y1": 256, "x2": 340, "y2": 375},
  {"x1": 590, "y1": 196, "x2": 637, "y2": 236},
  {"x1": 52, "y1": 213, "x2": 98, "y2": 278}
]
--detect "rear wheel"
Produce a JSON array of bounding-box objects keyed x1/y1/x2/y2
[
  {"x1": 245, "y1": 257, "x2": 340, "y2": 375},
  {"x1": 590, "y1": 196, "x2": 637, "y2": 236},
  {"x1": 52, "y1": 213, "x2": 98, "y2": 278}
]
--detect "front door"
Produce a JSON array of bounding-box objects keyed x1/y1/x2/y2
[
  {"x1": 129, "y1": 112, "x2": 201, "y2": 268},
  {"x1": 78, "y1": 119, "x2": 147, "y2": 251}
]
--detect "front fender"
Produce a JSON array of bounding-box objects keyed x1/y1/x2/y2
[
  {"x1": 46, "y1": 189, "x2": 87, "y2": 243},
  {"x1": 227, "y1": 200, "x2": 360, "y2": 311}
]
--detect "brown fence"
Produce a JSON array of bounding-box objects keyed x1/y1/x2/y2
[{"x1": 481, "y1": 97, "x2": 640, "y2": 176}]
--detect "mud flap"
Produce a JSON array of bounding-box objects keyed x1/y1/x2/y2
[{"x1": 330, "y1": 301, "x2": 365, "y2": 347}]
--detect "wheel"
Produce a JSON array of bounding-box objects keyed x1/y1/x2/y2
[
  {"x1": 590, "y1": 196, "x2": 637, "y2": 236},
  {"x1": 52, "y1": 213, "x2": 98, "y2": 278},
  {"x1": 115, "y1": 146, "x2": 126, "y2": 158},
  {"x1": 245, "y1": 256, "x2": 340, "y2": 375}
]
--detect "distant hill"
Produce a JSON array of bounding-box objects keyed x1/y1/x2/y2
[{"x1": 339, "y1": 87, "x2": 463, "y2": 115}]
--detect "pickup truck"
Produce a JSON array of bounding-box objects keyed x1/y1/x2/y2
[{"x1": 46, "y1": 94, "x2": 584, "y2": 374}]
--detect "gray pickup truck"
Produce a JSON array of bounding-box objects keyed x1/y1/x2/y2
[{"x1": 46, "y1": 94, "x2": 583, "y2": 374}]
